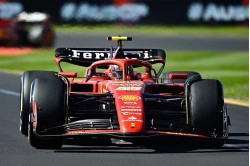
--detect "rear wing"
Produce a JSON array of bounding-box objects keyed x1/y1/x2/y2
[
  {"x1": 18, "y1": 12, "x2": 49, "y2": 22},
  {"x1": 55, "y1": 48, "x2": 166, "y2": 67}
]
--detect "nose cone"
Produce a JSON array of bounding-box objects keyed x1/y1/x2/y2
[
  {"x1": 105, "y1": 81, "x2": 144, "y2": 133},
  {"x1": 115, "y1": 92, "x2": 144, "y2": 133}
]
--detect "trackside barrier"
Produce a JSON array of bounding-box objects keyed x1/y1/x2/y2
[{"x1": 3, "y1": 0, "x2": 247, "y2": 25}]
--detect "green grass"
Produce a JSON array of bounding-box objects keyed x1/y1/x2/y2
[
  {"x1": 165, "y1": 51, "x2": 249, "y2": 101},
  {"x1": 0, "y1": 50, "x2": 248, "y2": 101},
  {"x1": 55, "y1": 25, "x2": 248, "y2": 37}
]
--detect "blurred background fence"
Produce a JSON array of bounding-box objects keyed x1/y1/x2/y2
[{"x1": 0, "y1": 0, "x2": 248, "y2": 25}]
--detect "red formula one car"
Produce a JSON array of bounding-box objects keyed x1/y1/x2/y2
[
  {"x1": 0, "y1": 12, "x2": 54, "y2": 47},
  {"x1": 20, "y1": 36, "x2": 229, "y2": 149}
]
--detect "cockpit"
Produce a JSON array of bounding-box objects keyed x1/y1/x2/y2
[{"x1": 84, "y1": 59, "x2": 154, "y2": 82}]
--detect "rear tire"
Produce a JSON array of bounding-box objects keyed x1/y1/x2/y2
[
  {"x1": 20, "y1": 71, "x2": 56, "y2": 136},
  {"x1": 161, "y1": 71, "x2": 201, "y2": 84},
  {"x1": 28, "y1": 78, "x2": 65, "y2": 149},
  {"x1": 188, "y1": 79, "x2": 226, "y2": 147}
]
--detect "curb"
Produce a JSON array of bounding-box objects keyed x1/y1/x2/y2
[{"x1": 224, "y1": 99, "x2": 249, "y2": 107}]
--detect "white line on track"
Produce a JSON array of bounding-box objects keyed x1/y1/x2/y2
[
  {"x1": 224, "y1": 144, "x2": 249, "y2": 152},
  {"x1": 0, "y1": 88, "x2": 20, "y2": 97}
]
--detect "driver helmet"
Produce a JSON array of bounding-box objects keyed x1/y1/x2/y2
[{"x1": 108, "y1": 65, "x2": 122, "y2": 80}]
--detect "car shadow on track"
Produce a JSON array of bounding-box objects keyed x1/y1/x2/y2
[
  {"x1": 54, "y1": 144, "x2": 248, "y2": 154},
  {"x1": 54, "y1": 133, "x2": 249, "y2": 154}
]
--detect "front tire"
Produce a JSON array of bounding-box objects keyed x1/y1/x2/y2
[
  {"x1": 28, "y1": 114, "x2": 63, "y2": 149},
  {"x1": 28, "y1": 77, "x2": 66, "y2": 149},
  {"x1": 20, "y1": 71, "x2": 56, "y2": 136},
  {"x1": 188, "y1": 79, "x2": 226, "y2": 147}
]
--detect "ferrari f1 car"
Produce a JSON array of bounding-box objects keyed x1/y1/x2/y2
[{"x1": 20, "y1": 36, "x2": 229, "y2": 149}]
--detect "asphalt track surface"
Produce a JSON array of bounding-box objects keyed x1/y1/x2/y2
[
  {"x1": 0, "y1": 72, "x2": 248, "y2": 166},
  {"x1": 55, "y1": 32, "x2": 248, "y2": 51}
]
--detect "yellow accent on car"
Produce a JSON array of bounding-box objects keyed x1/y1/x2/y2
[
  {"x1": 107, "y1": 36, "x2": 132, "y2": 41},
  {"x1": 119, "y1": 95, "x2": 140, "y2": 101}
]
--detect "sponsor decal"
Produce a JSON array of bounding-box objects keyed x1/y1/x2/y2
[
  {"x1": 124, "y1": 101, "x2": 137, "y2": 105},
  {"x1": 128, "y1": 116, "x2": 137, "y2": 120},
  {"x1": 118, "y1": 95, "x2": 141, "y2": 101},
  {"x1": 60, "y1": 2, "x2": 149, "y2": 22},
  {"x1": 116, "y1": 87, "x2": 141, "y2": 91},
  {"x1": 188, "y1": 2, "x2": 249, "y2": 22},
  {"x1": 64, "y1": 48, "x2": 151, "y2": 60},
  {"x1": 121, "y1": 106, "x2": 141, "y2": 109},
  {"x1": 71, "y1": 50, "x2": 110, "y2": 59},
  {"x1": 122, "y1": 112, "x2": 142, "y2": 115},
  {"x1": 106, "y1": 82, "x2": 143, "y2": 89},
  {"x1": 122, "y1": 119, "x2": 143, "y2": 122},
  {"x1": 121, "y1": 109, "x2": 141, "y2": 112},
  {"x1": 111, "y1": 83, "x2": 143, "y2": 87}
]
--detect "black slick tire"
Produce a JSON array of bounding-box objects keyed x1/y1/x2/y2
[
  {"x1": 188, "y1": 79, "x2": 225, "y2": 147},
  {"x1": 20, "y1": 71, "x2": 56, "y2": 136},
  {"x1": 28, "y1": 78, "x2": 65, "y2": 149}
]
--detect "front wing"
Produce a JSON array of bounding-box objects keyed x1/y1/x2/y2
[{"x1": 33, "y1": 127, "x2": 227, "y2": 141}]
